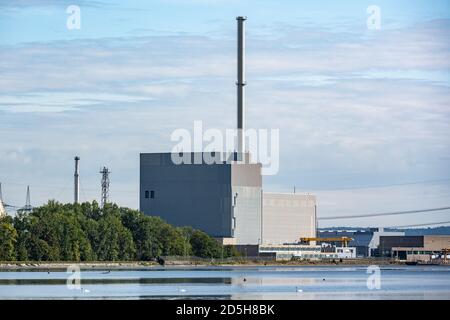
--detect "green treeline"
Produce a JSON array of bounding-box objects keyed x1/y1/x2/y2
[{"x1": 0, "y1": 201, "x2": 238, "y2": 262}]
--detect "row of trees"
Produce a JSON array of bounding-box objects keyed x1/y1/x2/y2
[{"x1": 0, "y1": 201, "x2": 238, "y2": 262}]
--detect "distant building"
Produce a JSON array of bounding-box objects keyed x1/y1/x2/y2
[
  {"x1": 259, "y1": 244, "x2": 323, "y2": 261},
  {"x1": 318, "y1": 229, "x2": 372, "y2": 257},
  {"x1": 318, "y1": 228, "x2": 405, "y2": 257},
  {"x1": 379, "y1": 235, "x2": 450, "y2": 262},
  {"x1": 262, "y1": 193, "x2": 316, "y2": 244},
  {"x1": 334, "y1": 247, "x2": 357, "y2": 259},
  {"x1": 367, "y1": 228, "x2": 405, "y2": 256},
  {"x1": 258, "y1": 244, "x2": 357, "y2": 261}
]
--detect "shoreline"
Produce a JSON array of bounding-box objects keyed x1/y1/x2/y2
[{"x1": 0, "y1": 259, "x2": 407, "y2": 271}]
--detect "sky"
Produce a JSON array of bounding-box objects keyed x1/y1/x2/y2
[{"x1": 0, "y1": 0, "x2": 449, "y2": 228}]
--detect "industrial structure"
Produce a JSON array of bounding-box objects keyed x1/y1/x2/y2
[
  {"x1": 379, "y1": 235, "x2": 450, "y2": 263},
  {"x1": 100, "y1": 166, "x2": 110, "y2": 208},
  {"x1": 16, "y1": 185, "x2": 33, "y2": 214},
  {"x1": 140, "y1": 152, "x2": 263, "y2": 244},
  {"x1": 236, "y1": 16, "x2": 246, "y2": 157},
  {"x1": 262, "y1": 193, "x2": 316, "y2": 244},
  {"x1": 318, "y1": 228, "x2": 405, "y2": 257},
  {"x1": 139, "y1": 17, "x2": 317, "y2": 245},
  {"x1": 259, "y1": 244, "x2": 323, "y2": 260},
  {"x1": 0, "y1": 183, "x2": 35, "y2": 215},
  {"x1": 0, "y1": 183, "x2": 5, "y2": 218},
  {"x1": 0, "y1": 199, "x2": 5, "y2": 218},
  {"x1": 23, "y1": 185, "x2": 32, "y2": 212},
  {"x1": 74, "y1": 156, "x2": 80, "y2": 204},
  {"x1": 258, "y1": 244, "x2": 356, "y2": 261}
]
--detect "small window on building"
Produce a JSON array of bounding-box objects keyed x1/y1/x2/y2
[
  {"x1": 150, "y1": 190, "x2": 155, "y2": 199},
  {"x1": 145, "y1": 190, "x2": 149, "y2": 199}
]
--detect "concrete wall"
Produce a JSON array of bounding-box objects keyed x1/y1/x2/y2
[
  {"x1": 140, "y1": 153, "x2": 233, "y2": 238},
  {"x1": 423, "y1": 236, "x2": 450, "y2": 250},
  {"x1": 262, "y1": 193, "x2": 316, "y2": 245},
  {"x1": 231, "y1": 163, "x2": 262, "y2": 245}
]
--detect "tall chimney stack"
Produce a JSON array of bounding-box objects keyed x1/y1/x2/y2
[
  {"x1": 74, "y1": 156, "x2": 80, "y2": 204},
  {"x1": 236, "y1": 16, "x2": 246, "y2": 156},
  {"x1": 24, "y1": 185, "x2": 31, "y2": 210}
]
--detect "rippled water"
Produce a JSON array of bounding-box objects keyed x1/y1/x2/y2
[{"x1": 1, "y1": 265, "x2": 449, "y2": 299}]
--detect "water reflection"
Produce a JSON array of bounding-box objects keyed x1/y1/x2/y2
[{"x1": 0, "y1": 265, "x2": 449, "y2": 300}]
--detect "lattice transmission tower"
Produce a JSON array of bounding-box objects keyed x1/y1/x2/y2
[
  {"x1": 19, "y1": 185, "x2": 33, "y2": 213},
  {"x1": 100, "y1": 167, "x2": 110, "y2": 208}
]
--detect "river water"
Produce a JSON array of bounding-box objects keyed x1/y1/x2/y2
[{"x1": 0, "y1": 265, "x2": 449, "y2": 299}]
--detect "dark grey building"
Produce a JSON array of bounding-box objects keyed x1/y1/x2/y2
[
  {"x1": 382, "y1": 235, "x2": 450, "y2": 260},
  {"x1": 140, "y1": 152, "x2": 262, "y2": 245},
  {"x1": 379, "y1": 236, "x2": 424, "y2": 257}
]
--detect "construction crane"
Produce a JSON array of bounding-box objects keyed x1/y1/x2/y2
[{"x1": 300, "y1": 237, "x2": 354, "y2": 247}]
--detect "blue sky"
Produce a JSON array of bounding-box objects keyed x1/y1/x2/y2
[{"x1": 0, "y1": 0, "x2": 449, "y2": 227}]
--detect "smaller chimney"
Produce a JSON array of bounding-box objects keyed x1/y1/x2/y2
[
  {"x1": 236, "y1": 16, "x2": 247, "y2": 157},
  {"x1": 74, "y1": 156, "x2": 80, "y2": 204}
]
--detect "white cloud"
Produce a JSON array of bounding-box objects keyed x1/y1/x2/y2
[{"x1": 0, "y1": 91, "x2": 155, "y2": 112}]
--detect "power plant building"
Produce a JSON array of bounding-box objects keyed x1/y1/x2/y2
[
  {"x1": 140, "y1": 152, "x2": 263, "y2": 245},
  {"x1": 139, "y1": 17, "x2": 317, "y2": 245},
  {"x1": 262, "y1": 193, "x2": 316, "y2": 244},
  {"x1": 139, "y1": 153, "x2": 318, "y2": 245}
]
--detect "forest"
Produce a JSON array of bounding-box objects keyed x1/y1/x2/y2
[{"x1": 0, "y1": 201, "x2": 238, "y2": 262}]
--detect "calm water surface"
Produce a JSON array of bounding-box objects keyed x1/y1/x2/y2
[{"x1": 1, "y1": 265, "x2": 449, "y2": 300}]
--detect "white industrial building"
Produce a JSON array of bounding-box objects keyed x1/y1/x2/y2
[{"x1": 262, "y1": 193, "x2": 316, "y2": 244}]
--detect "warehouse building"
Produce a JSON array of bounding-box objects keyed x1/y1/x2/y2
[{"x1": 379, "y1": 235, "x2": 450, "y2": 262}]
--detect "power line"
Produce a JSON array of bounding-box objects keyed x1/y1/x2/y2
[
  {"x1": 308, "y1": 178, "x2": 450, "y2": 192},
  {"x1": 4, "y1": 178, "x2": 450, "y2": 194},
  {"x1": 318, "y1": 206, "x2": 450, "y2": 220},
  {"x1": 0, "y1": 180, "x2": 136, "y2": 194}
]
